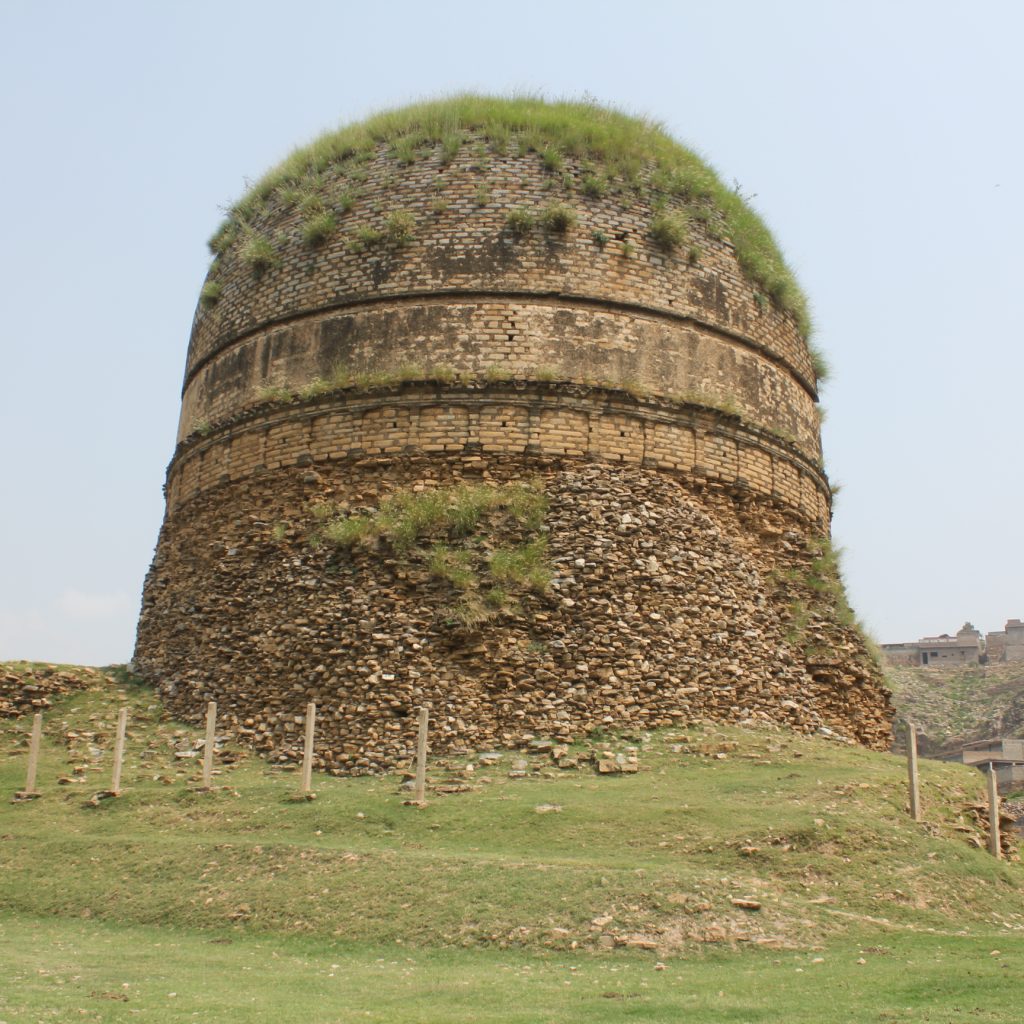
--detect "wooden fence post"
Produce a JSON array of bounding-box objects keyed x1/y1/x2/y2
[
  {"x1": 986, "y1": 764, "x2": 1001, "y2": 859},
  {"x1": 202, "y1": 701, "x2": 217, "y2": 789},
  {"x1": 110, "y1": 707, "x2": 128, "y2": 796},
  {"x1": 413, "y1": 707, "x2": 429, "y2": 806},
  {"x1": 301, "y1": 702, "x2": 316, "y2": 795},
  {"x1": 18, "y1": 713, "x2": 43, "y2": 798},
  {"x1": 905, "y1": 721, "x2": 921, "y2": 821}
]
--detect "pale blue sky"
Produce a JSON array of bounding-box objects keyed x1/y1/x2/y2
[{"x1": 1, "y1": 0, "x2": 1021, "y2": 664}]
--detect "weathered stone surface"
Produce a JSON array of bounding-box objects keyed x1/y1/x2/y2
[{"x1": 135, "y1": 460, "x2": 891, "y2": 773}]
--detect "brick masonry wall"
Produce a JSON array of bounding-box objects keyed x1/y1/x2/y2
[
  {"x1": 181, "y1": 138, "x2": 820, "y2": 458},
  {"x1": 178, "y1": 298, "x2": 821, "y2": 454},
  {"x1": 167, "y1": 383, "x2": 831, "y2": 526}
]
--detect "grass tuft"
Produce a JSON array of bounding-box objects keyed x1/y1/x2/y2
[
  {"x1": 198, "y1": 281, "x2": 222, "y2": 309},
  {"x1": 385, "y1": 210, "x2": 415, "y2": 245},
  {"x1": 505, "y1": 208, "x2": 535, "y2": 236},
  {"x1": 302, "y1": 210, "x2": 336, "y2": 247},
  {"x1": 238, "y1": 232, "x2": 277, "y2": 274},
  {"x1": 538, "y1": 204, "x2": 576, "y2": 233},
  {"x1": 649, "y1": 210, "x2": 689, "y2": 252}
]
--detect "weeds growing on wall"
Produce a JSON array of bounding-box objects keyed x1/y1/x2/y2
[
  {"x1": 309, "y1": 482, "x2": 551, "y2": 627},
  {"x1": 772, "y1": 535, "x2": 880, "y2": 670},
  {"x1": 238, "y1": 232, "x2": 277, "y2": 275},
  {"x1": 302, "y1": 211, "x2": 336, "y2": 246},
  {"x1": 205, "y1": 94, "x2": 812, "y2": 335},
  {"x1": 505, "y1": 208, "x2": 535, "y2": 236},
  {"x1": 649, "y1": 210, "x2": 689, "y2": 252},
  {"x1": 538, "y1": 203, "x2": 576, "y2": 233},
  {"x1": 198, "y1": 281, "x2": 222, "y2": 309}
]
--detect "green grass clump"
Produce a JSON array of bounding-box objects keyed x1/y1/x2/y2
[
  {"x1": 348, "y1": 225, "x2": 384, "y2": 252},
  {"x1": 538, "y1": 203, "x2": 576, "y2": 233},
  {"x1": 488, "y1": 538, "x2": 550, "y2": 592},
  {"x1": 316, "y1": 482, "x2": 546, "y2": 555},
  {"x1": 505, "y1": 208, "x2": 534, "y2": 236},
  {"x1": 302, "y1": 210, "x2": 336, "y2": 246},
  {"x1": 809, "y1": 343, "x2": 830, "y2": 382},
  {"x1": 198, "y1": 280, "x2": 222, "y2": 309},
  {"x1": 210, "y1": 94, "x2": 811, "y2": 334},
  {"x1": 310, "y1": 482, "x2": 550, "y2": 624},
  {"x1": 238, "y1": 232, "x2": 277, "y2": 274},
  {"x1": 540, "y1": 146, "x2": 563, "y2": 172},
  {"x1": 649, "y1": 210, "x2": 689, "y2": 252},
  {"x1": 384, "y1": 210, "x2": 415, "y2": 245},
  {"x1": 427, "y1": 544, "x2": 476, "y2": 589},
  {"x1": 255, "y1": 384, "x2": 293, "y2": 404}
]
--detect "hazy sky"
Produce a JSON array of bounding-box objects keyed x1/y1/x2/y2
[{"x1": 1, "y1": 0, "x2": 1021, "y2": 665}]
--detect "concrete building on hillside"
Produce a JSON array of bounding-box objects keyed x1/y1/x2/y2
[
  {"x1": 883, "y1": 619, "x2": 1024, "y2": 666},
  {"x1": 986, "y1": 619, "x2": 1024, "y2": 663},
  {"x1": 882, "y1": 623, "x2": 981, "y2": 667}
]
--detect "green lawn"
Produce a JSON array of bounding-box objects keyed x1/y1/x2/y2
[
  {"x1": 1, "y1": 667, "x2": 1022, "y2": 1021},
  {"x1": 2, "y1": 916, "x2": 1021, "y2": 1023}
]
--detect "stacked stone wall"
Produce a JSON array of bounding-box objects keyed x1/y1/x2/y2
[{"x1": 136, "y1": 459, "x2": 891, "y2": 774}]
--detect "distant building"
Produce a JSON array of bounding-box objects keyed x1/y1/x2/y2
[
  {"x1": 961, "y1": 738, "x2": 1024, "y2": 795},
  {"x1": 882, "y1": 622, "x2": 982, "y2": 667},
  {"x1": 883, "y1": 619, "x2": 1024, "y2": 666},
  {"x1": 985, "y1": 619, "x2": 1024, "y2": 664}
]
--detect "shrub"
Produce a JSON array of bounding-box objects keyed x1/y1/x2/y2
[
  {"x1": 384, "y1": 210, "x2": 415, "y2": 245},
  {"x1": 649, "y1": 211, "x2": 688, "y2": 252},
  {"x1": 302, "y1": 211, "x2": 336, "y2": 246},
  {"x1": 199, "y1": 281, "x2": 222, "y2": 309},
  {"x1": 239, "y1": 233, "x2": 277, "y2": 274},
  {"x1": 506, "y1": 208, "x2": 534, "y2": 236},
  {"x1": 539, "y1": 204, "x2": 576, "y2": 233}
]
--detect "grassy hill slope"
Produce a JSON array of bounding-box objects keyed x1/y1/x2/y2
[
  {"x1": 886, "y1": 662, "x2": 1024, "y2": 756},
  {"x1": 2, "y1": 663, "x2": 1023, "y2": 1021}
]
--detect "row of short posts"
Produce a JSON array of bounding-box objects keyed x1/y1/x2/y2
[
  {"x1": 905, "y1": 721, "x2": 1002, "y2": 859},
  {"x1": 13, "y1": 702, "x2": 433, "y2": 806}
]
